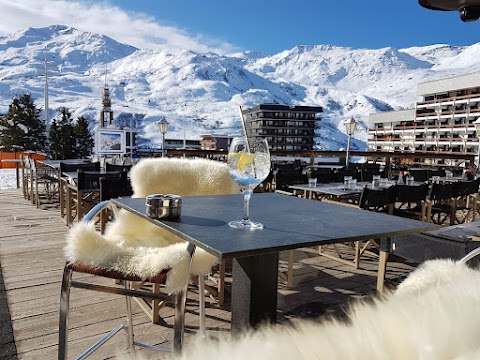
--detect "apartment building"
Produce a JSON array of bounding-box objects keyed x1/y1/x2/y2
[
  {"x1": 241, "y1": 104, "x2": 323, "y2": 151},
  {"x1": 368, "y1": 72, "x2": 480, "y2": 164},
  {"x1": 199, "y1": 134, "x2": 231, "y2": 150}
]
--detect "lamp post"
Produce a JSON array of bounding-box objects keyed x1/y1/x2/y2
[
  {"x1": 473, "y1": 118, "x2": 480, "y2": 172},
  {"x1": 344, "y1": 117, "x2": 357, "y2": 168},
  {"x1": 157, "y1": 117, "x2": 169, "y2": 158}
]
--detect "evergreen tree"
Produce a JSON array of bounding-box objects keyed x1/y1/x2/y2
[
  {"x1": 0, "y1": 94, "x2": 47, "y2": 152},
  {"x1": 49, "y1": 107, "x2": 76, "y2": 160},
  {"x1": 48, "y1": 118, "x2": 63, "y2": 160},
  {"x1": 74, "y1": 116, "x2": 94, "y2": 158},
  {"x1": 0, "y1": 99, "x2": 25, "y2": 152},
  {"x1": 19, "y1": 94, "x2": 47, "y2": 152}
]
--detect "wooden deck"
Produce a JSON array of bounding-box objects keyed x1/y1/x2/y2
[{"x1": 0, "y1": 189, "x2": 417, "y2": 359}]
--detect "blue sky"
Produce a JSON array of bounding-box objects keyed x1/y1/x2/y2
[
  {"x1": 0, "y1": 0, "x2": 478, "y2": 55},
  {"x1": 108, "y1": 0, "x2": 480, "y2": 54}
]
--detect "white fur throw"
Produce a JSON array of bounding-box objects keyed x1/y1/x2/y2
[
  {"x1": 65, "y1": 157, "x2": 239, "y2": 293},
  {"x1": 172, "y1": 259, "x2": 480, "y2": 359}
]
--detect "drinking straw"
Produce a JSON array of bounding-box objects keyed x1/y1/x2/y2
[{"x1": 238, "y1": 105, "x2": 251, "y2": 153}]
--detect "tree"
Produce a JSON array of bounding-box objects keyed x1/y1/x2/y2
[
  {"x1": 74, "y1": 116, "x2": 94, "y2": 158},
  {"x1": 49, "y1": 107, "x2": 76, "y2": 160},
  {"x1": 0, "y1": 94, "x2": 47, "y2": 152},
  {"x1": 20, "y1": 94, "x2": 47, "y2": 152},
  {"x1": 49, "y1": 109, "x2": 94, "y2": 159}
]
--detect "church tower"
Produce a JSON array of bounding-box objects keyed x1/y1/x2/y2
[{"x1": 100, "y1": 70, "x2": 113, "y2": 128}]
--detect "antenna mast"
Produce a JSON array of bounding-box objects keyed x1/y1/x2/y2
[{"x1": 44, "y1": 47, "x2": 49, "y2": 136}]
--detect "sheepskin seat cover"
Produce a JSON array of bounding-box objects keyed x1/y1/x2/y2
[
  {"x1": 172, "y1": 259, "x2": 480, "y2": 360},
  {"x1": 65, "y1": 157, "x2": 239, "y2": 293}
]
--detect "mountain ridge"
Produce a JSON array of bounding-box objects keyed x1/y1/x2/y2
[{"x1": 0, "y1": 25, "x2": 479, "y2": 151}]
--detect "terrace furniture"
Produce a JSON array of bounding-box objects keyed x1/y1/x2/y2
[
  {"x1": 408, "y1": 168, "x2": 429, "y2": 182},
  {"x1": 111, "y1": 193, "x2": 436, "y2": 333},
  {"x1": 21, "y1": 155, "x2": 32, "y2": 201},
  {"x1": 98, "y1": 172, "x2": 133, "y2": 232},
  {"x1": 358, "y1": 186, "x2": 396, "y2": 214},
  {"x1": 392, "y1": 183, "x2": 429, "y2": 221},
  {"x1": 119, "y1": 157, "x2": 239, "y2": 316},
  {"x1": 29, "y1": 158, "x2": 59, "y2": 208},
  {"x1": 342, "y1": 186, "x2": 396, "y2": 268},
  {"x1": 425, "y1": 182, "x2": 458, "y2": 225},
  {"x1": 59, "y1": 161, "x2": 100, "y2": 224},
  {"x1": 66, "y1": 170, "x2": 122, "y2": 225},
  {"x1": 453, "y1": 178, "x2": 480, "y2": 224},
  {"x1": 105, "y1": 162, "x2": 133, "y2": 173},
  {"x1": 58, "y1": 201, "x2": 202, "y2": 358}
]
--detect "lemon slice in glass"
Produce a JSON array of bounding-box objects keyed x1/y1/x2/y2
[{"x1": 238, "y1": 153, "x2": 255, "y2": 171}]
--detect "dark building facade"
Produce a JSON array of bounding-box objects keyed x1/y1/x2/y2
[
  {"x1": 241, "y1": 104, "x2": 323, "y2": 151},
  {"x1": 200, "y1": 134, "x2": 231, "y2": 150}
]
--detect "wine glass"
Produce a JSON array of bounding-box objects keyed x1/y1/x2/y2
[{"x1": 227, "y1": 136, "x2": 271, "y2": 230}]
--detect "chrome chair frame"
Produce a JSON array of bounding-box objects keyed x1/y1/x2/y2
[
  {"x1": 460, "y1": 246, "x2": 480, "y2": 264},
  {"x1": 58, "y1": 201, "x2": 203, "y2": 359}
]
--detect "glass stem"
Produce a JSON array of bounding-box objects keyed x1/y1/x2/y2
[{"x1": 242, "y1": 189, "x2": 251, "y2": 221}]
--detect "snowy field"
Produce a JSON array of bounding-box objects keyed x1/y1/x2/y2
[{"x1": 0, "y1": 169, "x2": 17, "y2": 189}]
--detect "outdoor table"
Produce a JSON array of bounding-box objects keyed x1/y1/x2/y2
[
  {"x1": 1, "y1": 159, "x2": 22, "y2": 188},
  {"x1": 291, "y1": 180, "x2": 426, "y2": 201},
  {"x1": 429, "y1": 176, "x2": 465, "y2": 183},
  {"x1": 290, "y1": 182, "x2": 365, "y2": 201},
  {"x1": 111, "y1": 193, "x2": 437, "y2": 333}
]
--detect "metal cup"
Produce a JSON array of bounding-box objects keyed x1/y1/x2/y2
[{"x1": 146, "y1": 194, "x2": 182, "y2": 219}]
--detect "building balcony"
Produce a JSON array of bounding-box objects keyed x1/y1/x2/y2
[{"x1": 417, "y1": 93, "x2": 480, "y2": 107}]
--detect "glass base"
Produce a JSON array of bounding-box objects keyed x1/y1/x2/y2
[{"x1": 228, "y1": 219, "x2": 264, "y2": 230}]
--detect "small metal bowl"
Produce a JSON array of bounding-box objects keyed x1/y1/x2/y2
[{"x1": 145, "y1": 194, "x2": 182, "y2": 219}]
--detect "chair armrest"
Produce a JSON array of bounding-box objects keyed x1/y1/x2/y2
[
  {"x1": 460, "y1": 247, "x2": 480, "y2": 265},
  {"x1": 82, "y1": 200, "x2": 117, "y2": 223}
]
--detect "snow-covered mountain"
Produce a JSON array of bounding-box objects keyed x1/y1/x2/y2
[{"x1": 1, "y1": 25, "x2": 479, "y2": 151}]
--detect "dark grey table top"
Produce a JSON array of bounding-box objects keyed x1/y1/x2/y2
[{"x1": 112, "y1": 193, "x2": 438, "y2": 259}]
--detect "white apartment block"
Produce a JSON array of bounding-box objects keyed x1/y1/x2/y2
[{"x1": 368, "y1": 72, "x2": 480, "y2": 165}]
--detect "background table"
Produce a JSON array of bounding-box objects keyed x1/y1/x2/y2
[{"x1": 112, "y1": 193, "x2": 437, "y2": 333}]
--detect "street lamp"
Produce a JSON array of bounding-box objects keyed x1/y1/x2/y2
[
  {"x1": 157, "y1": 117, "x2": 169, "y2": 158},
  {"x1": 473, "y1": 118, "x2": 480, "y2": 171},
  {"x1": 344, "y1": 117, "x2": 357, "y2": 168}
]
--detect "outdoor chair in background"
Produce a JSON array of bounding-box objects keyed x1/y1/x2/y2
[
  {"x1": 392, "y1": 183, "x2": 429, "y2": 221},
  {"x1": 334, "y1": 168, "x2": 357, "y2": 182},
  {"x1": 408, "y1": 168, "x2": 429, "y2": 182},
  {"x1": 105, "y1": 162, "x2": 133, "y2": 174},
  {"x1": 98, "y1": 172, "x2": 133, "y2": 232},
  {"x1": 359, "y1": 163, "x2": 382, "y2": 182},
  {"x1": 274, "y1": 162, "x2": 306, "y2": 191},
  {"x1": 67, "y1": 170, "x2": 122, "y2": 224},
  {"x1": 425, "y1": 182, "x2": 458, "y2": 225},
  {"x1": 319, "y1": 185, "x2": 396, "y2": 269},
  {"x1": 21, "y1": 155, "x2": 32, "y2": 201},
  {"x1": 428, "y1": 168, "x2": 446, "y2": 179},
  {"x1": 310, "y1": 168, "x2": 334, "y2": 184},
  {"x1": 59, "y1": 161, "x2": 100, "y2": 224},
  {"x1": 29, "y1": 158, "x2": 59, "y2": 208},
  {"x1": 358, "y1": 185, "x2": 396, "y2": 214},
  {"x1": 58, "y1": 201, "x2": 204, "y2": 358},
  {"x1": 454, "y1": 178, "x2": 480, "y2": 224}
]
